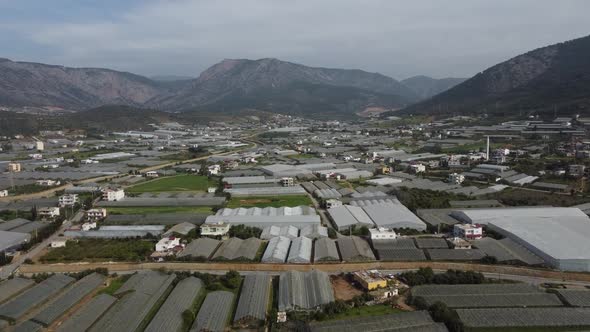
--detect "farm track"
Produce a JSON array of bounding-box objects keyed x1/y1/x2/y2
[{"x1": 18, "y1": 261, "x2": 590, "y2": 283}]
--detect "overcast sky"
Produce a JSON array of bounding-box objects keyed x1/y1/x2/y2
[{"x1": 1, "y1": 0, "x2": 589, "y2": 80}]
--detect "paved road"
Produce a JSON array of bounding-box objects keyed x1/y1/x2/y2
[{"x1": 0, "y1": 210, "x2": 82, "y2": 279}]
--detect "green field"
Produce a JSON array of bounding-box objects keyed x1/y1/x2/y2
[
  {"x1": 107, "y1": 206, "x2": 215, "y2": 215},
  {"x1": 40, "y1": 239, "x2": 154, "y2": 262},
  {"x1": 326, "y1": 305, "x2": 403, "y2": 321},
  {"x1": 127, "y1": 175, "x2": 217, "y2": 193},
  {"x1": 226, "y1": 195, "x2": 312, "y2": 208}
]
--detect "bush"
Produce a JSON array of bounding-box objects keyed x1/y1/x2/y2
[
  {"x1": 222, "y1": 270, "x2": 241, "y2": 289},
  {"x1": 228, "y1": 225, "x2": 262, "y2": 239},
  {"x1": 400, "y1": 268, "x2": 485, "y2": 286},
  {"x1": 182, "y1": 309, "x2": 195, "y2": 328}
]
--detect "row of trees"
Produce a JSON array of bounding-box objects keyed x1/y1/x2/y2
[{"x1": 399, "y1": 267, "x2": 485, "y2": 286}]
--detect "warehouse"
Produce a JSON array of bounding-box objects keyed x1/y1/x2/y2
[
  {"x1": 314, "y1": 238, "x2": 340, "y2": 262},
  {"x1": 178, "y1": 238, "x2": 220, "y2": 260},
  {"x1": 212, "y1": 237, "x2": 263, "y2": 261},
  {"x1": 234, "y1": 273, "x2": 271, "y2": 327},
  {"x1": 338, "y1": 236, "x2": 376, "y2": 261},
  {"x1": 278, "y1": 270, "x2": 334, "y2": 311},
  {"x1": 192, "y1": 291, "x2": 234, "y2": 332},
  {"x1": 262, "y1": 236, "x2": 291, "y2": 263},
  {"x1": 287, "y1": 237, "x2": 312, "y2": 264},
  {"x1": 327, "y1": 205, "x2": 374, "y2": 231},
  {"x1": 205, "y1": 206, "x2": 321, "y2": 229},
  {"x1": 350, "y1": 198, "x2": 426, "y2": 230},
  {"x1": 260, "y1": 225, "x2": 299, "y2": 240},
  {"x1": 451, "y1": 207, "x2": 590, "y2": 271}
]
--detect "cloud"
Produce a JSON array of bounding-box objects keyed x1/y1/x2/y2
[{"x1": 5, "y1": 0, "x2": 590, "y2": 79}]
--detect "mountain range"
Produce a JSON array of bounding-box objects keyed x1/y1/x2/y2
[
  {"x1": 2, "y1": 34, "x2": 589, "y2": 119},
  {"x1": 402, "y1": 35, "x2": 590, "y2": 117},
  {"x1": 0, "y1": 57, "x2": 461, "y2": 119}
]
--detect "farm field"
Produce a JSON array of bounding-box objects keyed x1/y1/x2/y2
[
  {"x1": 127, "y1": 175, "x2": 216, "y2": 193},
  {"x1": 227, "y1": 195, "x2": 312, "y2": 208},
  {"x1": 326, "y1": 304, "x2": 404, "y2": 321},
  {"x1": 40, "y1": 239, "x2": 154, "y2": 263},
  {"x1": 107, "y1": 206, "x2": 215, "y2": 215}
]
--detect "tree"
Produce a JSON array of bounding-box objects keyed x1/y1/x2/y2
[
  {"x1": 222, "y1": 270, "x2": 241, "y2": 289},
  {"x1": 182, "y1": 309, "x2": 195, "y2": 328}
]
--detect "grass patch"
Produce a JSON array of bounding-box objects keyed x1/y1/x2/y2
[
  {"x1": 98, "y1": 275, "x2": 128, "y2": 295},
  {"x1": 226, "y1": 195, "x2": 312, "y2": 208},
  {"x1": 40, "y1": 239, "x2": 155, "y2": 263},
  {"x1": 107, "y1": 206, "x2": 215, "y2": 215},
  {"x1": 325, "y1": 304, "x2": 403, "y2": 321},
  {"x1": 127, "y1": 175, "x2": 217, "y2": 193}
]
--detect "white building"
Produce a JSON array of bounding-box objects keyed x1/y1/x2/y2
[
  {"x1": 35, "y1": 141, "x2": 44, "y2": 151},
  {"x1": 569, "y1": 164, "x2": 586, "y2": 177},
  {"x1": 369, "y1": 227, "x2": 397, "y2": 240},
  {"x1": 200, "y1": 222, "x2": 231, "y2": 236},
  {"x1": 145, "y1": 171, "x2": 159, "y2": 178},
  {"x1": 155, "y1": 236, "x2": 181, "y2": 252},
  {"x1": 39, "y1": 207, "x2": 60, "y2": 219},
  {"x1": 0, "y1": 190, "x2": 7, "y2": 197},
  {"x1": 86, "y1": 208, "x2": 107, "y2": 220},
  {"x1": 102, "y1": 188, "x2": 125, "y2": 201},
  {"x1": 82, "y1": 222, "x2": 97, "y2": 231},
  {"x1": 36, "y1": 179, "x2": 60, "y2": 186},
  {"x1": 51, "y1": 240, "x2": 67, "y2": 248},
  {"x1": 207, "y1": 164, "x2": 221, "y2": 175},
  {"x1": 325, "y1": 199, "x2": 342, "y2": 209},
  {"x1": 7, "y1": 162, "x2": 21, "y2": 172},
  {"x1": 453, "y1": 223, "x2": 483, "y2": 240},
  {"x1": 409, "y1": 164, "x2": 426, "y2": 174},
  {"x1": 59, "y1": 194, "x2": 79, "y2": 207},
  {"x1": 448, "y1": 173, "x2": 465, "y2": 184},
  {"x1": 281, "y1": 177, "x2": 294, "y2": 187}
]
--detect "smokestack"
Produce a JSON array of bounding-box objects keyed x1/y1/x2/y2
[{"x1": 486, "y1": 136, "x2": 490, "y2": 161}]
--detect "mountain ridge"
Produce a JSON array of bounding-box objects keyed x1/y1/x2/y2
[
  {"x1": 399, "y1": 34, "x2": 590, "y2": 117},
  {"x1": 0, "y1": 57, "x2": 421, "y2": 118}
]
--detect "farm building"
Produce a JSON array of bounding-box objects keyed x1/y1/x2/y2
[
  {"x1": 278, "y1": 270, "x2": 335, "y2": 311},
  {"x1": 212, "y1": 237, "x2": 263, "y2": 261},
  {"x1": 350, "y1": 198, "x2": 426, "y2": 230},
  {"x1": 178, "y1": 238, "x2": 220, "y2": 260},
  {"x1": 32, "y1": 273, "x2": 106, "y2": 327},
  {"x1": 314, "y1": 238, "x2": 340, "y2": 262},
  {"x1": 300, "y1": 224, "x2": 328, "y2": 239},
  {"x1": 234, "y1": 273, "x2": 271, "y2": 327},
  {"x1": 56, "y1": 294, "x2": 116, "y2": 332},
  {"x1": 262, "y1": 236, "x2": 291, "y2": 263},
  {"x1": 338, "y1": 236, "x2": 376, "y2": 262},
  {"x1": 472, "y1": 237, "x2": 544, "y2": 265},
  {"x1": 0, "y1": 278, "x2": 34, "y2": 304},
  {"x1": 205, "y1": 206, "x2": 321, "y2": 229},
  {"x1": 90, "y1": 271, "x2": 176, "y2": 332},
  {"x1": 162, "y1": 222, "x2": 196, "y2": 237},
  {"x1": 327, "y1": 205, "x2": 375, "y2": 231},
  {"x1": 224, "y1": 186, "x2": 306, "y2": 196},
  {"x1": 0, "y1": 230, "x2": 31, "y2": 252},
  {"x1": 451, "y1": 207, "x2": 590, "y2": 271},
  {"x1": 426, "y1": 249, "x2": 486, "y2": 261},
  {"x1": 309, "y1": 311, "x2": 447, "y2": 332},
  {"x1": 0, "y1": 274, "x2": 75, "y2": 321},
  {"x1": 260, "y1": 225, "x2": 299, "y2": 240},
  {"x1": 145, "y1": 277, "x2": 203, "y2": 332},
  {"x1": 287, "y1": 236, "x2": 313, "y2": 264},
  {"x1": 192, "y1": 291, "x2": 234, "y2": 332}
]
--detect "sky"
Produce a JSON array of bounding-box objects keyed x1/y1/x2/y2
[{"x1": 1, "y1": 0, "x2": 590, "y2": 80}]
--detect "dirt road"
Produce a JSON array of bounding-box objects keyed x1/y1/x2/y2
[{"x1": 18, "y1": 261, "x2": 590, "y2": 283}]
